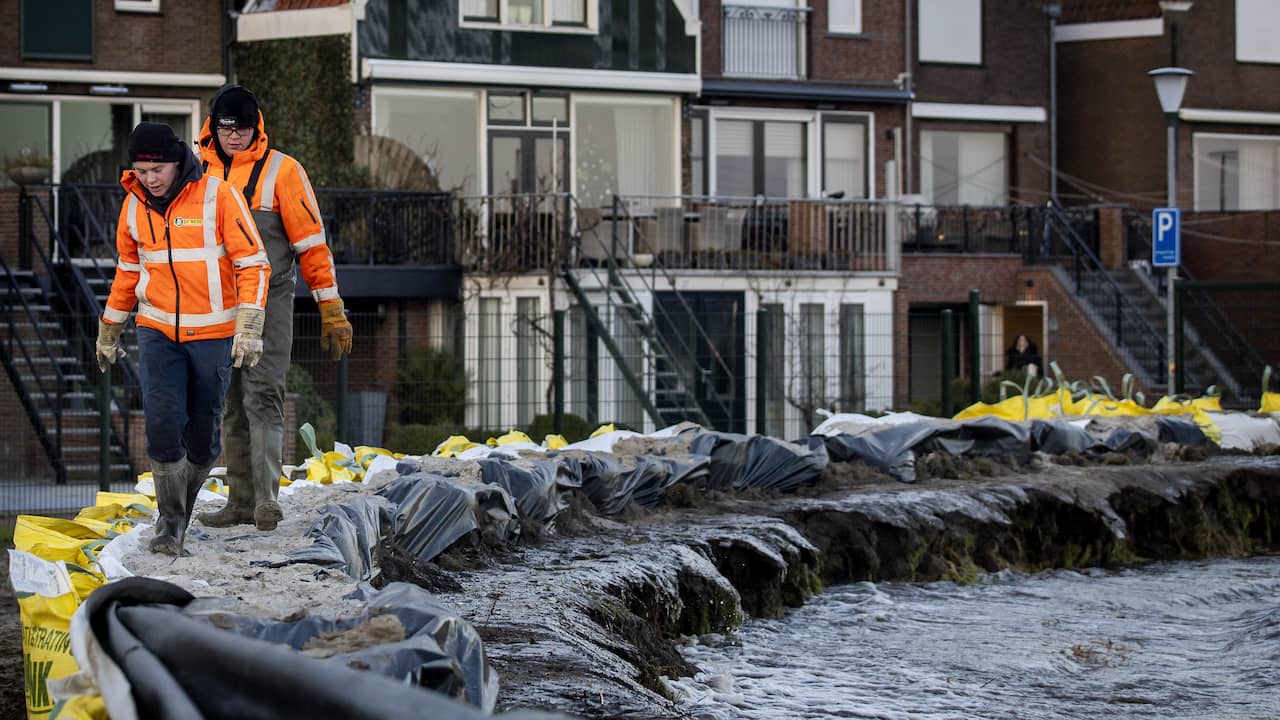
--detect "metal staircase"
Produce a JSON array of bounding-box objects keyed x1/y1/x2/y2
[
  {"x1": 0, "y1": 186, "x2": 138, "y2": 484},
  {"x1": 1039, "y1": 203, "x2": 1172, "y2": 392},
  {"x1": 563, "y1": 195, "x2": 736, "y2": 431}
]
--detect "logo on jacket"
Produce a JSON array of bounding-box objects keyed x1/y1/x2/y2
[{"x1": 173, "y1": 217, "x2": 203, "y2": 227}]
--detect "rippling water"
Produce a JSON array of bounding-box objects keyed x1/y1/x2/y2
[{"x1": 671, "y1": 556, "x2": 1280, "y2": 719}]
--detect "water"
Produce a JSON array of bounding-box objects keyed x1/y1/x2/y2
[{"x1": 671, "y1": 556, "x2": 1280, "y2": 719}]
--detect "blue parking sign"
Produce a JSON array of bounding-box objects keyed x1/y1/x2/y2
[{"x1": 1152, "y1": 208, "x2": 1181, "y2": 267}]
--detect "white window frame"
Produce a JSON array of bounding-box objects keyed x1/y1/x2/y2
[
  {"x1": 1236, "y1": 0, "x2": 1280, "y2": 63},
  {"x1": 705, "y1": 106, "x2": 877, "y2": 199},
  {"x1": 1192, "y1": 131, "x2": 1280, "y2": 211},
  {"x1": 460, "y1": 0, "x2": 599, "y2": 34},
  {"x1": 114, "y1": 0, "x2": 160, "y2": 13},
  {"x1": 828, "y1": 0, "x2": 863, "y2": 35},
  {"x1": 918, "y1": 0, "x2": 983, "y2": 65},
  {"x1": 0, "y1": 93, "x2": 200, "y2": 184}
]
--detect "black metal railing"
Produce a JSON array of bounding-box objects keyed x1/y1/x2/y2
[
  {"x1": 456, "y1": 193, "x2": 572, "y2": 274},
  {"x1": 1045, "y1": 202, "x2": 1168, "y2": 385},
  {"x1": 1126, "y1": 210, "x2": 1267, "y2": 401},
  {"x1": 901, "y1": 204, "x2": 1099, "y2": 259},
  {"x1": 316, "y1": 189, "x2": 454, "y2": 265}
]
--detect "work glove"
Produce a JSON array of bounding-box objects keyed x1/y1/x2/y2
[
  {"x1": 319, "y1": 299, "x2": 353, "y2": 361},
  {"x1": 95, "y1": 319, "x2": 126, "y2": 373},
  {"x1": 231, "y1": 307, "x2": 266, "y2": 369}
]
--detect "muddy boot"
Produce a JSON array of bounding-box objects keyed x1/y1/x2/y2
[
  {"x1": 196, "y1": 474, "x2": 254, "y2": 527},
  {"x1": 251, "y1": 426, "x2": 285, "y2": 531},
  {"x1": 182, "y1": 459, "x2": 216, "y2": 530},
  {"x1": 148, "y1": 459, "x2": 189, "y2": 556}
]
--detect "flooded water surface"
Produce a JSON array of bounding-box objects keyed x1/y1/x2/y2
[{"x1": 673, "y1": 556, "x2": 1280, "y2": 719}]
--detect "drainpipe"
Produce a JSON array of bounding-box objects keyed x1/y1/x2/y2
[
  {"x1": 903, "y1": 0, "x2": 913, "y2": 194},
  {"x1": 1045, "y1": 2, "x2": 1061, "y2": 203}
]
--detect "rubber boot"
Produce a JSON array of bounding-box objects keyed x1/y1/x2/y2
[
  {"x1": 182, "y1": 459, "x2": 216, "y2": 531},
  {"x1": 148, "y1": 459, "x2": 189, "y2": 556},
  {"x1": 196, "y1": 474, "x2": 254, "y2": 527},
  {"x1": 251, "y1": 425, "x2": 285, "y2": 532}
]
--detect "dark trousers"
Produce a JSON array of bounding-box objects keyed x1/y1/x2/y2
[{"x1": 137, "y1": 328, "x2": 232, "y2": 464}]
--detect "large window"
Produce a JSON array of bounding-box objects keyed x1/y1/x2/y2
[
  {"x1": 920, "y1": 130, "x2": 1006, "y2": 205},
  {"x1": 373, "y1": 89, "x2": 480, "y2": 194},
  {"x1": 516, "y1": 297, "x2": 541, "y2": 426},
  {"x1": 839, "y1": 304, "x2": 865, "y2": 412},
  {"x1": 477, "y1": 298, "x2": 503, "y2": 430},
  {"x1": 1237, "y1": 0, "x2": 1280, "y2": 63},
  {"x1": 919, "y1": 0, "x2": 981, "y2": 65},
  {"x1": 1195, "y1": 134, "x2": 1280, "y2": 211},
  {"x1": 0, "y1": 103, "x2": 51, "y2": 188},
  {"x1": 575, "y1": 96, "x2": 677, "y2": 208},
  {"x1": 798, "y1": 304, "x2": 826, "y2": 427},
  {"x1": 22, "y1": 0, "x2": 92, "y2": 60},
  {"x1": 715, "y1": 119, "x2": 807, "y2": 197},
  {"x1": 760, "y1": 303, "x2": 786, "y2": 438},
  {"x1": 690, "y1": 112, "x2": 707, "y2": 195},
  {"x1": 829, "y1": 0, "x2": 862, "y2": 34},
  {"x1": 822, "y1": 117, "x2": 867, "y2": 198},
  {"x1": 462, "y1": 0, "x2": 590, "y2": 28}
]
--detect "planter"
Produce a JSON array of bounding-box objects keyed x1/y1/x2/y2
[{"x1": 7, "y1": 165, "x2": 51, "y2": 186}]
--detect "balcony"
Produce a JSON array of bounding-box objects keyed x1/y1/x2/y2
[
  {"x1": 722, "y1": 4, "x2": 810, "y2": 80},
  {"x1": 586, "y1": 195, "x2": 897, "y2": 273}
]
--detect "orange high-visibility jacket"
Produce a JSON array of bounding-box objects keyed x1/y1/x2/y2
[
  {"x1": 198, "y1": 111, "x2": 341, "y2": 305},
  {"x1": 104, "y1": 155, "x2": 270, "y2": 342}
]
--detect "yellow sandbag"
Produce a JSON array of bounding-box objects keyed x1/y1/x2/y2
[
  {"x1": 1190, "y1": 396, "x2": 1222, "y2": 412},
  {"x1": 354, "y1": 446, "x2": 393, "y2": 469},
  {"x1": 433, "y1": 435, "x2": 479, "y2": 458},
  {"x1": 322, "y1": 451, "x2": 359, "y2": 483},
  {"x1": 590, "y1": 424, "x2": 617, "y2": 438},
  {"x1": 71, "y1": 506, "x2": 135, "y2": 537},
  {"x1": 93, "y1": 492, "x2": 156, "y2": 518},
  {"x1": 9, "y1": 550, "x2": 105, "y2": 720},
  {"x1": 495, "y1": 430, "x2": 533, "y2": 446},
  {"x1": 954, "y1": 396, "x2": 1027, "y2": 421},
  {"x1": 14, "y1": 517, "x2": 109, "y2": 570},
  {"x1": 1085, "y1": 398, "x2": 1151, "y2": 417},
  {"x1": 1150, "y1": 397, "x2": 1223, "y2": 445},
  {"x1": 49, "y1": 694, "x2": 108, "y2": 720},
  {"x1": 544, "y1": 434, "x2": 568, "y2": 450},
  {"x1": 1262, "y1": 392, "x2": 1280, "y2": 414}
]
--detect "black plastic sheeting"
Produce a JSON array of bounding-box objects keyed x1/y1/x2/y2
[
  {"x1": 191, "y1": 582, "x2": 497, "y2": 711},
  {"x1": 688, "y1": 433, "x2": 827, "y2": 492},
  {"x1": 558, "y1": 452, "x2": 709, "y2": 515},
  {"x1": 820, "y1": 416, "x2": 1213, "y2": 483},
  {"x1": 378, "y1": 473, "x2": 520, "y2": 564},
  {"x1": 75, "y1": 577, "x2": 568, "y2": 719},
  {"x1": 271, "y1": 494, "x2": 393, "y2": 580},
  {"x1": 478, "y1": 457, "x2": 580, "y2": 523}
]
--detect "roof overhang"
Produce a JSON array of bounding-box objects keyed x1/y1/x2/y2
[
  {"x1": 237, "y1": 4, "x2": 357, "y2": 42},
  {"x1": 362, "y1": 58, "x2": 700, "y2": 94},
  {"x1": 700, "y1": 78, "x2": 912, "y2": 104},
  {"x1": 0, "y1": 67, "x2": 225, "y2": 88},
  {"x1": 912, "y1": 102, "x2": 1047, "y2": 123},
  {"x1": 1054, "y1": 18, "x2": 1164, "y2": 43},
  {"x1": 1179, "y1": 108, "x2": 1280, "y2": 125}
]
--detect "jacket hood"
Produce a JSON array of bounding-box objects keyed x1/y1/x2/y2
[{"x1": 198, "y1": 85, "x2": 270, "y2": 169}]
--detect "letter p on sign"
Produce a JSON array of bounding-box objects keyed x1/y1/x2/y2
[{"x1": 1152, "y1": 207, "x2": 1180, "y2": 267}]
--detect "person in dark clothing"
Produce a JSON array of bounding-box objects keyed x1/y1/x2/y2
[{"x1": 1005, "y1": 334, "x2": 1042, "y2": 376}]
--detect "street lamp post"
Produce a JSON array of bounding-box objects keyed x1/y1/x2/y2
[{"x1": 1149, "y1": 66, "x2": 1192, "y2": 393}]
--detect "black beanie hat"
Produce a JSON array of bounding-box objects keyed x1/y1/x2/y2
[
  {"x1": 128, "y1": 122, "x2": 184, "y2": 164},
  {"x1": 211, "y1": 85, "x2": 259, "y2": 130}
]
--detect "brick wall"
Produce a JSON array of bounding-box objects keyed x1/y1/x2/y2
[
  {"x1": 0, "y1": 0, "x2": 222, "y2": 74},
  {"x1": 912, "y1": 0, "x2": 1050, "y2": 107},
  {"x1": 808, "y1": 0, "x2": 905, "y2": 84},
  {"x1": 894, "y1": 255, "x2": 1138, "y2": 406}
]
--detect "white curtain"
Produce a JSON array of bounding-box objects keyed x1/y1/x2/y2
[
  {"x1": 552, "y1": 0, "x2": 585, "y2": 23},
  {"x1": 957, "y1": 132, "x2": 1006, "y2": 205},
  {"x1": 919, "y1": 0, "x2": 981, "y2": 64},
  {"x1": 1237, "y1": 139, "x2": 1279, "y2": 210}
]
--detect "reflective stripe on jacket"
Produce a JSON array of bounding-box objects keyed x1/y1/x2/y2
[
  {"x1": 105, "y1": 154, "x2": 269, "y2": 342},
  {"x1": 198, "y1": 113, "x2": 341, "y2": 305}
]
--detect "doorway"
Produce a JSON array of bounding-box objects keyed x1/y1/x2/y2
[{"x1": 654, "y1": 291, "x2": 745, "y2": 432}]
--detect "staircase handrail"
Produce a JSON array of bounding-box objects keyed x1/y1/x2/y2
[
  {"x1": 1044, "y1": 201, "x2": 1170, "y2": 381},
  {"x1": 1123, "y1": 211, "x2": 1267, "y2": 381}
]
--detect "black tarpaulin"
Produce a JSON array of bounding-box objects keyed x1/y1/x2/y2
[
  {"x1": 377, "y1": 473, "x2": 519, "y2": 564},
  {"x1": 272, "y1": 494, "x2": 393, "y2": 580}
]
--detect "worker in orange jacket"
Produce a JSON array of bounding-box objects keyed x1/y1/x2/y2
[
  {"x1": 96, "y1": 122, "x2": 270, "y2": 556},
  {"x1": 194, "y1": 85, "x2": 353, "y2": 532}
]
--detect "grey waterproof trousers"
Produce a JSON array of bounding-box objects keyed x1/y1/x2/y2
[{"x1": 222, "y1": 211, "x2": 295, "y2": 510}]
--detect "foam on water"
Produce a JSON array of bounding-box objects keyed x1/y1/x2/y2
[{"x1": 676, "y1": 556, "x2": 1280, "y2": 719}]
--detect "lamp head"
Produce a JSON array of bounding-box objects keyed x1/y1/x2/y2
[{"x1": 1148, "y1": 67, "x2": 1193, "y2": 114}]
